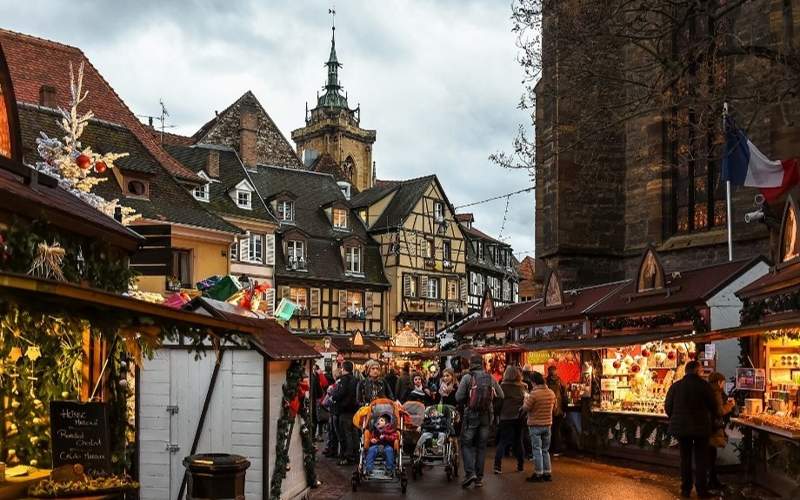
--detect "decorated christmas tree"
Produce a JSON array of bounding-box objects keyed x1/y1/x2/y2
[{"x1": 33, "y1": 62, "x2": 138, "y2": 225}]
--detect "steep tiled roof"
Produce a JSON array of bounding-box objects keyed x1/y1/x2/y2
[
  {"x1": 509, "y1": 281, "x2": 628, "y2": 328},
  {"x1": 148, "y1": 127, "x2": 193, "y2": 146},
  {"x1": 349, "y1": 183, "x2": 396, "y2": 208},
  {"x1": 358, "y1": 175, "x2": 436, "y2": 232},
  {"x1": 0, "y1": 29, "x2": 203, "y2": 183},
  {"x1": 588, "y1": 258, "x2": 767, "y2": 317},
  {"x1": 457, "y1": 300, "x2": 540, "y2": 336},
  {"x1": 165, "y1": 144, "x2": 276, "y2": 224},
  {"x1": 18, "y1": 105, "x2": 240, "y2": 234},
  {"x1": 249, "y1": 166, "x2": 388, "y2": 286},
  {"x1": 309, "y1": 153, "x2": 356, "y2": 191}
]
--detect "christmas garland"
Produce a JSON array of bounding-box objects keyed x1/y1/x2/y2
[
  {"x1": 270, "y1": 360, "x2": 317, "y2": 500},
  {"x1": 740, "y1": 291, "x2": 800, "y2": 325},
  {"x1": 592, "y1": 307, "x2": 707, "y2": 333}
]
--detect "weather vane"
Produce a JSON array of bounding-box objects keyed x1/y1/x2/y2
[{"x1": 329, "y1": 5, "x2": 336, "y2": 32}]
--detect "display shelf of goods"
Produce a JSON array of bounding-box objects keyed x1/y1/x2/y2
[{"x1": 28, "y1": 470, "x2": 139, "y2": 498}]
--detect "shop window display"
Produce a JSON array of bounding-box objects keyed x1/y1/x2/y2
[{"x1": 598, "y1": 341, "x2": 697, "y2": 415}]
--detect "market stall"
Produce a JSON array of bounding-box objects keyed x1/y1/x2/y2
[
  {"x1": 722, "y1": 196, "x2": 800, "y2": 497},
  {"x1": 581, "y1": 247, "x2": 769, "y2": 464}
]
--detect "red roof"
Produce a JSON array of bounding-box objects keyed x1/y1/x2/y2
[
  {"x1": 737, "y1": 260, "x2": 800, "y2": 300},
  {"x1": 457, "y1": 300, "x2": 540, "y2": 336},
  {"x1": 0, "y1": 29, "x2": 202, "y2": 183},
  {"x1": 589, "y1": 258, "x2": 766, "y2": 317},
  {"x1": 509, "y1": 281, "x2": 627, "y2": 328},
  {"x1": 461, "y1": 224, "x2": 507, "y2": 246},
  {"x1": 0, "y1": 167, "x2": 141, "y2": 251}
]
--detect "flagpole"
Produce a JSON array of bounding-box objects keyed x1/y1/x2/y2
[{"x1": 724, "y1": 102, "x2": 733, "y2": 261}]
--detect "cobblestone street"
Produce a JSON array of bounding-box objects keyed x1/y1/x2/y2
[{"x1": 311, "y1": 451, "x2": 777, "y2": 500}]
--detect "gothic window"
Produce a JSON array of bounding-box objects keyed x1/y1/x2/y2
[
  {"x1": 636, "y1": 248, "x2": 665, "y2": 292},
  {"x1": 343, "y1": 156, "x2": 355, "y2": 182}
]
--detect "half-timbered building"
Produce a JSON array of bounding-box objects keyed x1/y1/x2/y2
[
  {"x1": 248, "y1": 165, "x2": 389, "y2": 336},
  {"x1": 456, "y1": 213, "x2": 519, "y2": 313},
  {"x1": 351, "y1": 175, "x2": 468, "y2": 342}
]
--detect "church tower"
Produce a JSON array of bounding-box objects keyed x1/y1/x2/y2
[{"x1": 291, "y1": 15, "x2": 376, "y2": 192}]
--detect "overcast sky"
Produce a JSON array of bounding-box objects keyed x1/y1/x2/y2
[{"x1": 4, "y1": 0, "x2": 534, "y2": 256}]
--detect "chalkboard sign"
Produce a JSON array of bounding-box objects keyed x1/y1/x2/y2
[{"x1": 50, "y1": 401, "x2": 111, "y2": 475}]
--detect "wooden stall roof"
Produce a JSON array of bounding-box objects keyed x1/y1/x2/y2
[
  {"x1": 517, "y1": 329, "x2": 718, "y2": 352},
  {"x1": 587, "y1": 257, "x2": 766, "y2": 317},
  {"x1": 508, "y1": 281, "x2": 627, "y2": 329},
  {"x1": 0, "y1": 168, "x2": 143, "y2": 251},
  {"x1": 736, "y1": 260, "x2": 800, "y2": 300},
  {"x1": 0, "y1": 272, "x2": 318, "y2": 360},
  {"x1": 457, "y1": 300, "x2": 541, "y2": 336},
  {"x1": 331, "y1": 336, "x2": 383, "y2": 355}
]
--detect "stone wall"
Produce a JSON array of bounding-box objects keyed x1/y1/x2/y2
[{"x1": 198, "y1": 92, "x2": 303, "y2": 169}]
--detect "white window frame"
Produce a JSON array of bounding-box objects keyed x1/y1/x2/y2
[
  {"x1": 277, "y1": 200, "x2": 294, "y2": 222},
  {"x1": 333, "y1": 208, "x2": 348, "y2": 229},
  {"x1": 427, "y1": 276, "x2": 439, "y2": 299},
  {"x1": 230, "y1": 240, "x2": 238, "y2": 262},
  {"x1": 249, "y1": 234, "x2": 263, "y2": 263},
  {"x1": 433, "y1": 201, "x2": 444, "y2": 221},
  {"x1": 236, "y1": 190, "x2": 251, "y2": 210},
  {"x1": 287, "y1": 240, "x2": 305, "y2": 269},
  {"x1": 346, "y1": 246, "x2": 362, "y2": 274},
  {"x1": 193, "y1": 183, "x2": 210, "y2": 202}
]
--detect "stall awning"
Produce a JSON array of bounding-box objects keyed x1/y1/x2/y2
[
  {"x1": 330, "y1": 336, "x2": 384, "y2": 355},
  {"x1": 518, "y1": 330, "x2": 720, "y2": 352},
  {"x1": 0, "y1": 272, "x2": 318, "y2": 360}
]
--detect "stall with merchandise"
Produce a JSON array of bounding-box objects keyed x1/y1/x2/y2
[
  {"x1": 582, "y1": 247, "x2": 769, "y2": 463},
  {"x1": 723, "y1": 196, "x2": 800, "y2": 496}
]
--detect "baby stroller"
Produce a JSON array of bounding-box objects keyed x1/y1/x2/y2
[
  {"x1": 402, "y1": 400, "x2": 426, "y2": 456},
  {"x1": 351, "y1": 398, "x2": 409, "y2": 493},
  {"x1": 411, "y1": 404, "x2": 459, "y2": 481}
]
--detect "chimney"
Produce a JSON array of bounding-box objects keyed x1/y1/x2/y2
[
  {"x1": 206, "y1": 149, "x2": 220, "y2": 178},
  {"x1": 38, "y1": 86, "x2": 56, "y2": 108},
  {"x1": 239, "y1": 105, "x2": 258, "y2": 168}
]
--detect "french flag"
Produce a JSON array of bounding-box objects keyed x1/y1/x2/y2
[{"x1": 722, "y1": 117, "x2": 799, "y2": 203}]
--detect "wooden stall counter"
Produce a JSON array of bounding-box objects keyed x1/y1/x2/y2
[{"x1": 0, "y1": 468, "x2": 49, "y2": 500}]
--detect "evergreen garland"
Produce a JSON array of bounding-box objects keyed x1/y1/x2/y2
[
  {"x1": 740, "y1": 292, "x2": 800, "y2": 325},
  {"x1": 592, "y1": 307, "x2": 707, "y2": 333},
  {"x1": 270, "y1": 360, "x2": 317, "y2": 500}
]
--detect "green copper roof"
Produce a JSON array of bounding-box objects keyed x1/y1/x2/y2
[{"x1": 318, "y1": 28, "x2": 349, "y2": 109}]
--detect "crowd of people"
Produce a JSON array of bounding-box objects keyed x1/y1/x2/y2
[{"x1": 310, "y1": 355, "x2": 568, "y2": 489}]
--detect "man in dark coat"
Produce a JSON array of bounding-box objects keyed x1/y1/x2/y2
[
  {"x1": 665, "y1": 361, "x2": 719, "y2": 498},
  {"x1": 332, "y1": 361, "x2": 360, "y2": 465},
  {"x1": 395, "y1": 362, "x2": 413, "y2": 403},
  {"x1": 546, "y1": 365, "x2": 568, "y2": 455},
  {"x1": 384, "y1": 364, "x2": 399, "y2": 401}
]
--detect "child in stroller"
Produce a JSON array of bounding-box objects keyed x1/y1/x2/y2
[
  {"x1": 365, "y1": 414, "x2": 398, "y2": 475},
  {"x1": 411, "y1": 404, "x2": 459, "y2": 481}
]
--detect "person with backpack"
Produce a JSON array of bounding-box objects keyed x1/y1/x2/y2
[
  {"x1": 522, "y1": 371, "x2": 556, "y2": 483},
  {"x1": 456, "y1": 354, "x2": 504, "y2": 489}
]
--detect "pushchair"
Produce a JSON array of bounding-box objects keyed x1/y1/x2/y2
[
  {"x1": 410, "y1": 403, "x2": 459, "y2": 481},
  {"x1": 351, "y1": 398, "x2": 409, "y2": 493}
]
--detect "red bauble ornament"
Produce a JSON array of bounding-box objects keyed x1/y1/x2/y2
[
  {"x1": 667, "y1": 351, "x2": 676, "y2": 360},
  {"x1": 641, "y1": 349, "x2": 651, "y2": 358},
  {"x1": 76, "y1": 154, "x2": 91, "y2": 170},
  {"x1": 94, "y1": 161, "x2": 107, "y2": 174},
  {"x1": 612, "y1": 360, "x2": 621, "y2": 370},
  {"x1": 631, "y1": 364, "x2": 641, "y2": 373}
]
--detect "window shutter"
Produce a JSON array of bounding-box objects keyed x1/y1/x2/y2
[
  {"x1": 230, "y1": 241, "x2": 238, "y2": 262},
  {"x1": 265, "y1": 288, "x2": 276, "y2": 317},
  {"x1": 239, "y1": 238, "x2": 250, "y2": 263},
  {"x1": 420, "y1": 275, "x2": 429, "y2": 298},
  {"x1": 310, "y1": 288, "x2": 321, "y2": 316},
  {"x1": 365, "y1": 290, "x2": 373, "y2": 318},
  {"x1": 265, "y1": 234, "x2": 275, "y2": 265},
  {"x1": 403, "y1": 274, "x2": 412, "y2": 297},
  {"x1": 371, "y1": 292, "x2": 381, "y2": 319},
  {"x1": 460, "y1": 278, "x2": 467, "y2": 302},
  {"x1": 338, "y1": 290, "x2": 348, "y2": 318}
]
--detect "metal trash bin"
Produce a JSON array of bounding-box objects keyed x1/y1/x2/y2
[{"x1": 184, "y1": 453, "x2": 251, "y2": 500}]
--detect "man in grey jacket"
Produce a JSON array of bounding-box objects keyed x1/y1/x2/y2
[{"x1": 456, "y1": 355, "x2": 504, "y2": 488}]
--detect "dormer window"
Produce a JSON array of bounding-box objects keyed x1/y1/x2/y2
[
  {"x1": 193, "y1": 182, "x2": 209, "y2": 202},
  {"x1": 345, "y1": 246, "x2": 362, "y2": 274},
  {"x1": 237, "y1": 190, "x2": 251, "y2": 209},
  {"x1": 277, "y1": 200, "x2": 294, "y2": 222},
  {"x1": 123, "y1": 177, "x2": 150, "y2": 200},
  {"x1": 287, "y1": 240, "x2": 306, "y2": 270},
  {"x1": 333, "y1": 208, "x2": 348, "y2": 229}
]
